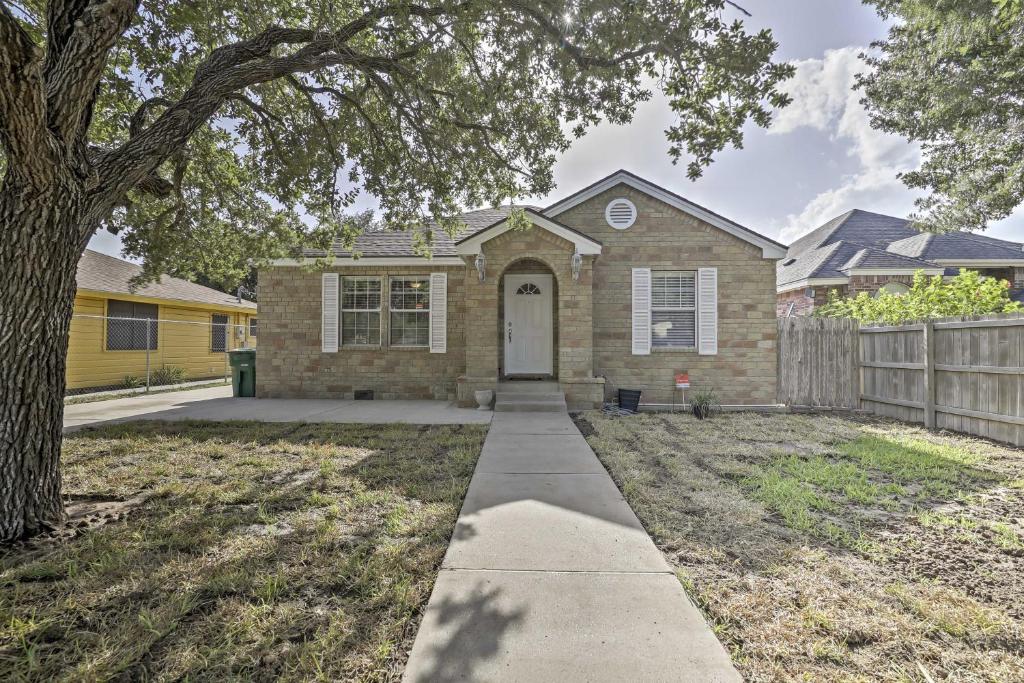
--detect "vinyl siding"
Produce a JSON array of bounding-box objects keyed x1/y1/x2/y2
[{"x1": 66, "y1": 294, "x2": 257, "y2": 390}]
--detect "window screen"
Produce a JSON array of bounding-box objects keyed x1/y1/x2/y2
[
  {"x1": 211, "y1": 314, "x2": 229, "y2": 352},
  {"x1": 249, "y1": 318, "x2": 258, "y2": 337},
  {"x1": 651, "y1": 271, "x2": 696, "y2": 349},
  {"x1": 390, "y1": 276, "x2": 430, "y2": 347},
  {"x1": 106, "y1": 300, "x2": 158, "y2": 351},
  {"x1": 341, "y1": 277, "x2": 382, "y2": 345}
]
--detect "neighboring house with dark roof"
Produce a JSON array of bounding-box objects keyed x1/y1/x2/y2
[
  {"x1": 258, "y1": 170, "x2": 788, "y2": 409},
  {"x1": 776, "y1": 210, "x2": 1024, "y2": 316},
  {"x1": 69, "y1": 250, "x2": 257, "y2": 391}
]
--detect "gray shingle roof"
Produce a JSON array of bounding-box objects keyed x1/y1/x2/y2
[
  {"x1": 887, "y1": 231, "x2": 1024, "y2": 261},
  {"x1": 778, "y1": 209, "x2": 1024, "y2": 289},
  {"x1": 787, "y1": 209, "x2": 917, "y2": 255},
  {"x1": 77, "y1": 250, "x2": 256, "y2": 310},
  {"x1": 300, "y1": 206, "x2": 538, "y2": 258},
  {"x1": 839, "y1": 246, "x2": 941, "y2": 272}
]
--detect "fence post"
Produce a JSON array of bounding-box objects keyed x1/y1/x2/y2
[
  {"x1": 145, "y1": 320, "x2": 151, "y2": 393},
  {"x1": 922, "y1": 320, "x2": 936, "y2": 429},
  {"x1": 851, "y1": 319, "x2": 862, "y2": 410}
]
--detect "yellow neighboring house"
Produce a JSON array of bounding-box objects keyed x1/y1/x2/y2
[{"x1": 69, "y1": 249, "x2": 258, "y2": 391}]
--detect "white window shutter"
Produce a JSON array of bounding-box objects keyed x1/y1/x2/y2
[
  {"x1": 631, "y1": 268, "x2": 651, "y2": 355},
  {"x1": 321, "y1": 273, "x2": 339, "y2": 353},
  {"x1": 429, "y1": 272, "x2": 447, "y2": 353},
  {"x1": 698, "y1": 267, "x2": 718, "y2": 356}
]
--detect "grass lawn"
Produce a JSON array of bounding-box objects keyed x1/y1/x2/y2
[
  {"x1": 0, "y1": 420, "x2": 486, "y2": 681},
  {"x1": 574, "y1": 411, "x2": 1024, "y2": 682}
]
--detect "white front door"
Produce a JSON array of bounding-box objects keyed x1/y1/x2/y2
[{"x1": 504, "y1": 274, "x2": 554, "y2": 375}]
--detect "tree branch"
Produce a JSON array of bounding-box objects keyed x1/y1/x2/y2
[
  {"x1": 44, "y1": 0, "x2": 139, "y2": 143},
  {"x1": 506, "y1": 2, "x2": 659, "y2": 70},
  {"x1": 129, "y1": 97, "x2": 174, "y2": 137},
  {"x1": 0, "y1": 4, "x2": 51, "y2": 180}
]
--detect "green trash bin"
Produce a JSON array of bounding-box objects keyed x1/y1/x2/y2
[{"x1": 227, "y1": 349, "x2": 256, "y2": 397}]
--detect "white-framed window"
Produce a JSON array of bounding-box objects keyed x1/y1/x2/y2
[
  {"x1": 390, "y1": 276, "x2": 430, "y2": 347},
  {"x1": 248, "y1": 317, "x2": 258, "y2": 337},
  {"x1": 877, "y1": 282, "x2": 910, "y2": 297},
  {"x1": 651, "y1": 271, "x2": 696, "y2": 349},
  {"x1": 341, "y1": 276, "x2": 381, "y2": 345}
]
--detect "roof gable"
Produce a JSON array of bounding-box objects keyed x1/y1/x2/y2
[
  {"x1": 542, "y1": 169, "x2": 786, "y2": 259},
  {"x1": 454, "y1": 209, "x2": 602, "y2": 255}
]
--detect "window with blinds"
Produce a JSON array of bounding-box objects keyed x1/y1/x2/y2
[
  {"x1": 341, "y1": 277, "x2": 381, "y2": 345},
  {"x1": 651, "y1": 271, "x2": 696, "y2": 349},
  {"x1": 390, "y1": 276, "x2": 430, "y2": 347}
]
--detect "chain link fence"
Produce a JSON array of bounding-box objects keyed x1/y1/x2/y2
[{"x1": 68, "y1": 314, "x2": 255, "y2": 395}]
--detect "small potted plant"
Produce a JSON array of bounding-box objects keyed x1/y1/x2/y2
[{"x1": 689, "y1": 386, "x2": 719, "y2": 420}]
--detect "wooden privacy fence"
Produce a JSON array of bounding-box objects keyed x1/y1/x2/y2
[
  {"x1": 778, "y1": 317, "x2": 860, "y2": 409},
  {"x1": 779, "y1": 312, "x2": 1024, "y2": 446}
]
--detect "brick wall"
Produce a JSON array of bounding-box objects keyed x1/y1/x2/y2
[
  {"x1": 259, "y1": 183, "x2": 781, "y2": 408},
  {"x1": 459, "y1": 226, "x2": 604, "y2": 408},
  {"x1": 555, "y1": 185, "x2": 779, "y2": 406},
  {"x1": 257, "y1": 264, "x2": 467, "y2": 399},
  {"x1": 776, "y1": 285, "x2": 846, "y2": 317},
  {"x1": 848, "y1": 274, "x2": 915, "y2": 297}
]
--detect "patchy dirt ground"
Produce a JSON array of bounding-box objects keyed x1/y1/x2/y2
[
  {"x1": 574, "y1": 411, "x2": 1024, "y2": 682},
  {"x1": 0, "y1": 421, "x2": 486, "y2": 682}
]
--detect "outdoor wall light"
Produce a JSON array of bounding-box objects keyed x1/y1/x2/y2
[
  {"x1": 570, "y1": 251, "x2": 583, "y2": 281},
  {"x1": 475, "y1": 252, "x2": 486, "y2": 282}
]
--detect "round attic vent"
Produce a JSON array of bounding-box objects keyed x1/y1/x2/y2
[{"x1": 605, "y1": 198, "x2": 637, "y2": 230}]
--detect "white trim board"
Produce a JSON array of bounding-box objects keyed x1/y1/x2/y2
[
  {"x1": 844, "y1": 268, "x2": 944, "y2": 276},
  {"x1": 543, "y1": 170, "x2": 787, "y2": 260},
  {"x1": 776, "y1": 277, "x2": 849, "y2": 294},
  {"x1": 454, "y1": 212, "x2": 602, "y2": 255},
  {"x1": 932, "y1": 259, "x2": 1024, "y2": 267},
  {"x1": 270, "y1": 257, "x2": 465, "y2": 267}
]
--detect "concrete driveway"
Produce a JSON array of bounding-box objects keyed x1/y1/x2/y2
[{"x1": 63, "y1": 385, "x2": 491, "y2": 431}]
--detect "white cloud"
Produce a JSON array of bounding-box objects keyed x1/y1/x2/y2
[
  {"x1": 771, "y1": 47, "x2": 863, "y2": 136},
  {"x1": 771, "y1": 47, "x2": 921, "y2": 242},
  {"x1": 776, "y1": 166, "x2": 920, "y2": 243}
]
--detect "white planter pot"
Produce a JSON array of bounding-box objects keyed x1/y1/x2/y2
[{"x1": 474, "y1": 389, "x2": 494, "y2": 411}]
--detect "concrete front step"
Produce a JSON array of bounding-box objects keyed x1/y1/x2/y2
[
  {"x1": 494, "y1": 381, "x2": 567, "y2": 412},
  {"x1": 497, "y1": 380, "x2": 560, "y2": 393},
  {"x1": 495, "y1": 391, "x2": 565, "y2": 402},
  {"x1": 494, "y1": 398, "x2": 567, "y2": 412}
]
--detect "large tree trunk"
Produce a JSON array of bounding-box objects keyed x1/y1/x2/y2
[{"x1": 0, "y1": 178, "x2": 86, "y2": 542}]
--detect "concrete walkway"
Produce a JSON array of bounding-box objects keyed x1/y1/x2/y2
[
  {"x1": 403, "y1": 411, "x2": 741, "y2": 682},
  {"x1": 63, "y1": 385, "x2": 491, "y2": 431}
]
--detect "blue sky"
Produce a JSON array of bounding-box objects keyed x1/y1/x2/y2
[{"x1": 88, "y1": 0, "x2": 1023, "y2": 259}]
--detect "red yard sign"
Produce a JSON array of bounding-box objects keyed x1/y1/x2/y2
[{"x1": 675, "y1": 373, "x2": 690, "y2": 389}]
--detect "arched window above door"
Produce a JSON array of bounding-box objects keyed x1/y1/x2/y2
[{"x1": 515, "y1": 283, "x2": 542, "y2": 295}]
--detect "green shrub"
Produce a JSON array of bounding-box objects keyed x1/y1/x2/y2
[
  {"x1": 121, "y1": 375, "x2": 144, "y2": 389},
  {"x1": 151, "y1": 365, "x2": 186, "y2": 386},
  {"x1": 689, "y1": 386, "x2": 720, "y2": 419},
  {"x1": 815, "y1": 270, "x2": 1022, "y2": 324}
]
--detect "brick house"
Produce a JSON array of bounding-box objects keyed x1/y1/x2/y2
[
  {"x1": 258, "y1": 170, "x2": 787, "y2": 409},
  {"x1": 777, "y1": 209, "x2": 1024, "y2": 317}
]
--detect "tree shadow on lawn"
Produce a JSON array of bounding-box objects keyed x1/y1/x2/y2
[
  {"x1": 574, "y1": 410, "x2": 1024, "y2": 682},
  {"x1": 0, "y1": 420, "x2": 486, "y2": 682}
]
